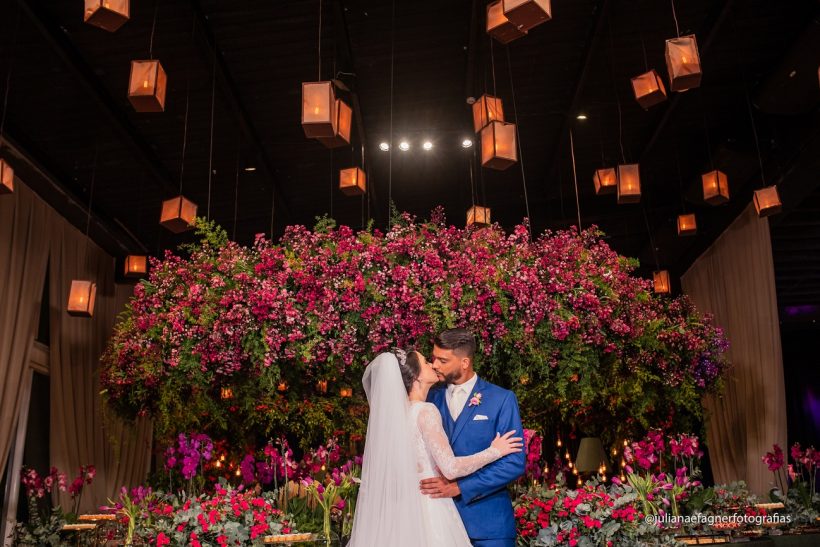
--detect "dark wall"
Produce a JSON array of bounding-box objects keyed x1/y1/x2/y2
[{"x1": 780, "y1": 324, "x2": 820, "y2": 447}]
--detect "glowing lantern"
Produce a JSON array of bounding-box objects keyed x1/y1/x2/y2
[
  {"x1": 487, "y1": 0, "x2": 527, "y2": 44},
  {"x1": 753, "y1": 186, "x2": 782, "y2": 218},
  {"x1": 616, "y1": 164, "x2": 641, "y2": 204},
  {"x1": 503, "y1": 0, "x2": 551, "y2": 31},
  {"x1": 653, "y1": 271, "x2": 671, "y2": 295},
  {"x1": 480, "y1": 121, "x2": 517, "y2": 170},
  {"x1": 128, "y1": 60, "x2": 167, "y2": 112},
  {"x1": 160, "y1": 195, "x2": 197, "y2": 233},
  {"x1": 472, "y1": 94, "x2": 504, "y2": 133},
  {"x1": 466, "y1": 205, "x2": 491, "y2": 227},
  {"x1": 0, "y1": 159, "x2": 13, "y2": 194},
  {"x1": 316, "y1": 380, "x2": 328, "y2": 394},
  {"x1": 631, "y1": 69, "x2": 667, "y2": 110},
  {"x1": 302, "y1": 81, "x2": 337, "y2": 138},
  {"x1": 317, "y1": 99, "x2": 353, "y2": 148},
  {"x1": 593, "y1": 167, "x2": 616, "y2": 195},
  {"x1": 84, "y1": 0, "x2": 129, "y2": 32},
  {"x1": 339, "y1": 167, "x2": 366, "y2": 196},
  {"x1": 702, "y1": 170, "x2": 730, "y2": 205},
  {"x1": 665, "y1": 35, "x2": 701, "y2": 92},
  {"x1": 67, "y1": 280, "x2": 97, "y2": 317},
  {"x1": 277, "y1": 381, "x2": 288, "y2": 392},
  {"x1": 340, "y1": 387, "x2": 353, "y2": 398},
  {"x1": 677, "y1": 214, "x2": 697, "y2": 236},
  {"x1": 220, "y1": 387, "x2": 234, "y2": 400},
  {"x1": 124, "y1": 255, "x2": 147, "y2": 277}
]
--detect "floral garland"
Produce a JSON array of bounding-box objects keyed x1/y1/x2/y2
[{"x1": 101, "y1": 213, "x2": 729, "y2": 446}]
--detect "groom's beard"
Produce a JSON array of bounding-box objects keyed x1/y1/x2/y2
[{"x1": 439, "y1": 371, "x2": 462, "y2": 385}]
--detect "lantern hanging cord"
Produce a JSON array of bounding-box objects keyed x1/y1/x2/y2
[
  {"x1": 701, "y1": 90, "x2": 715, "y2": 171},
  {"x1": 179, "y1": 79, "x2": 191, "y2": 194},
  {"x1": 387, "y1": 0, "x2": 395, "y2": 224},
  {"x1": 469, "y1": 149, "x2": 477, "y2": 207},
  {"x1": 674, "y1": 149, "x2": 685, "y2": 212},
  {"x1": 640, "y1": 33, "x2": 649, "y2": 73},
  {"x1": 506, "y1": 47, "x2": 532, "y2": 239},
  {"x1": 607, "y1": 17, "x2": 627, "y2": 164},
  {"x1": 207, "y1": 53, "x2": 216, "y2": 220},
  {"x1": 670, "y1": 0, "x2": 680, "y2": 38},
  {"x1": 317, "y1": 0, "x2": 322, "y2": 80},
  {"x1": 329, "y1": 149, "x2": 334, "y2": 218},
  {"x1": 744, "y1": 88, "x2": 766, "y2": 188},
  {"x1": 0, "y1": 5, "x2": 20, "y2": 141},
  {"x1": 269, "y1": 183, "x2": 276, "y2": 240},
  {"x1": 569, "y1": 129, "x2": 582, "y2": 232},
  {"x1": 641, "y1": 206, "x2": 660, "y2": 270},
  {"x1": 233, "y1": 130, "x2": 240, "y2": 241},
  {"x1": 83, "y1": 144, "x2": 100, "y2": 271},
  {"x1": 490, "y1": 37, "x2": 497, "y2": 98},
  {"x1": 149, "y1": 0, "x2": 159, "y2": 59}
]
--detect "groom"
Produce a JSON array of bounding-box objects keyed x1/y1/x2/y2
[{"x1": 422, "y1": 328, "x2": 525, "y2": 547}]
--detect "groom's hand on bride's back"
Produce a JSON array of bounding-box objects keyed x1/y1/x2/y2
[{"x1": 419, "y1": 475, "x2": 460, "y2": 499}]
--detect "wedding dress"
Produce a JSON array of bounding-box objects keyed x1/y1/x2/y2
[{"x1": 348, "y1": 353, "x2": 501, "y2": 547}]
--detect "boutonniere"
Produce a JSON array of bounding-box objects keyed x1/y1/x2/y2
[{"x1": 468, "y1": 392, "x2": 482, "y2": 407}]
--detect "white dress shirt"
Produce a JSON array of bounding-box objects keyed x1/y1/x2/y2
[{"x1": 446, "y1": 373, "x2": 478, "y2": 421}]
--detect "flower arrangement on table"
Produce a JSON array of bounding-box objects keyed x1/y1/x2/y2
[{"x1": 101, "y1": 213, "x2": 729, "y2": 450}]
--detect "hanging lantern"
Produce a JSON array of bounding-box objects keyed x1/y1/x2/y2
[
  {"x1": 160, "y1": 195, "x2": 197, "y2": 233},
  {"x1": 616, "y1": 164, "x2": 641, "y2": 204},
  {"x1": 339, "y1": 167, "x2": 366, "y2": 196},
  {"x1": 665, "y1": 35, "x2": 702, "y2": 92},
  {"x1": 0, "y1": 158, "x2": 13, "y2": 194},
  {"x1": 472, "y1": 94, "x2": 504, "y2": 133},
  {"x1": 466, "y1": 205, "x2": 491, "y2": 227},
  {"x1": 631, "y1": 69, "x2": 667, "y2": 110},
  {"x1": 677, "y1": 213, "x2": 697, "y2": 236},
  {"x1": 277, "y1": 381, "x2": 288, "y2": 393},
  {"x1": 503, "y1": 0, "x2": 552, "y2": 31},
  {"x1": 702, "y1": 170, "x2": 730, "y2": 205},
  {"x1": 67, "y1": 280, "x2": 97, "y2": 317},
  {"x1": 753, "y1": 186, "x2": 782, "y2": 218},
  {"x1": 316, "y1": 380, "x2": 328, "y2": 394},
  {"x1": 220, "y1": 387, "x2": 234, "y2": 400},
  {"x1": 84, "y1": 0, "x2": 129, "y2": 32},
  {"x1": 317, "y1": 99, "x2": 353, "y2": 148},
  {"x1": 128, "y1": 60, "x2": 167, "y2": 113},
  {"x1": 302, "y1": 81, "x2": 337, "y2": 138},
  {"x1": 480, "y1": 121, "x2": 517, "y2": 170},
  {"x1": 124, "y1": 255, "x2": 147, "y2": 277},
  {"x1": 487, "y1": 0, "x2": 527, "y2": 44},
  {"x1": 339, "y1": 387, "x2": 353, "y2": 398},
  {"x1": 653, "y1": 270, "x2": 671, "y2": 295},
  {"x1": 593, "y1": 167, "x2": 617, "y2": 195}
]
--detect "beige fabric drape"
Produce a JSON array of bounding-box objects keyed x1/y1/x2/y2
[
  {"x1": 681, "y1": 204, "x2": 787, "y2": 496},
  {"x1": 0, "y1": 184, "x2": 51, "y2": 474},
  {"x1": 48, "y1": 205, "x2": 151, "y2": 512}
]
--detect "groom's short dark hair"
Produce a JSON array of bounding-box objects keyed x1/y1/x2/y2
[{"x1": 434, "y1": 328, "x2": 476, "y2": 359}]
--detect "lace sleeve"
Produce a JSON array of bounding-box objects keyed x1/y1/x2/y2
[{"x1": 417, "y1": 404, "x2": 501, "y2": 481}]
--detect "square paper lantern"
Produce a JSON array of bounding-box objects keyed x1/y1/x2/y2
[
  {"x1": 616, "y1": 164, "x2": 641, "y2": 204},
  {"x1": 339, "y1": 387, "x2": 353, "y2": 398},
  {"x1": 754, "y1": 186, "x2": 782, "y2": 217},
  {"x1": 160, "y1": 195, "x2": 197, "y2": 233},
  {"x1": 665, "y1": 35, "x2": 702, "y2": 92},
  {"x1": 467, "y1": 205, "x2": 491, "y2": 227},
  {"x1": 339, "y1": 167, "x2": 366, "y2": 196},
  {"x1": 677, "y1": 214, "x2": 697, "y2": 236},
  {"x1": 653, "y1": 271, "x2": 671, "y2": 295},
  {"x1": 480, "y1": 121, "x2": 517, "y2": 170},
  {"x1": 631, "y1": 70, "x2": 667, "y2": 110},
  {"x1": 317, "y1": 99, "x2": 353, "y2": 148},
  {"x1": 702, "y1": 170, "x2": 729, "y2": 205},
  {"x1": 84, "y1": 0, "x2": 129, "y2": 32},
  {"x1": 593, "y1": 167, "x2": 617, "y2": 195},
  {"x1": 302, "y1": 81, "x2": 337, "y2": 138},
  {"x1": 128, "y1": 60, "x2": 167, "y2": 112},
  {"x1": 472, "y1": 94, "x2": 504, "y2": 133},
  {"x1": 0, "y1": 158, "x2": 13, "y2": 194},
  {"x1": 67, "y1": 280, "x2": 97, "y2": 317},
  {"x1": 487, "y1": 0, "x2": 527, "y2": 44},
  {"x1": 503, "y1": 0, "x2": 551, "y2": 31},
  {"x1": 124, "y1": 255, "x2": 147, "y2": 277}
]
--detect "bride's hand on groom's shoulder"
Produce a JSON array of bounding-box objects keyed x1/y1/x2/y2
[
  {"x1": 491, "y1": 430, "x2": 523, "y2": 456},
  {"x1": 419, "y1": 475, "x2": 460, "y2": 499}
]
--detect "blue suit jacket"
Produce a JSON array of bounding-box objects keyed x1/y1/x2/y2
[{"x1": 427, "y1": 377, "x2": 525, "y2": 540}]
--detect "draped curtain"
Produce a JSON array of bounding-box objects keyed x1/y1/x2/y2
[
  {"x1": 681, "y1": 204, "x2": 787, "y2": 496},
  {"x1": 0, "y1": 183, "x2": 51, "y2": 476}
]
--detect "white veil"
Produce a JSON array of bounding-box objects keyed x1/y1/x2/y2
[{"x1": 348, "y1": 352, "x2": 429, "y2": 547}]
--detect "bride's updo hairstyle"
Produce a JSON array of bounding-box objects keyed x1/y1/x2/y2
[{"x1": 395, "y1": 348, "x2": 421, "y2": 394}]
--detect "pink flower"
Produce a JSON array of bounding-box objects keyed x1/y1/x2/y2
[
  {"x1": 762, "y1": 444, "x2": 784, "y2": 472},
  {"x1": 468, "y1": 392, "x2": 482, "y2": 407}
]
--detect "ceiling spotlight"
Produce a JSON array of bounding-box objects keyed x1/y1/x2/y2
[
  {"x1": 379, "y1": 142, "x2": 390, "y2": 151},
  {"x1": 244, "y1": 166, "x2": 257, "y2": 172},
  {"x1": 576, "y1": 114, "x2": 588, "y2": 120},
  {"x1": 461, "y1": 138, "x2": 473, "y2": 149},
  {"x1": 422, "y1": 141, "x2": 433, "y2": 151},
  {"x1": 399, "y1": 141, "x2": 410, "y2": 151}
]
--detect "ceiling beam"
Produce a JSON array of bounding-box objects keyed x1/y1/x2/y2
[{"x1": 189, "y1": 0, "x2": 292, "y2": 224}]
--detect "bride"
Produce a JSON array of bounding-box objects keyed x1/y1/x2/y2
[{"x1": 348, "y1": 350, "x2": 522, "y2": 547}]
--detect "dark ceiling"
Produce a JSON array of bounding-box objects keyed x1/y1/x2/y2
[{"x1": 0, "y1": 0, "x2": 818, "y2": 313}]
